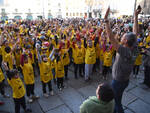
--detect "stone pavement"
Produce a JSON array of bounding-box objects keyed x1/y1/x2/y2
[{"x1": 0, "y1": 68, "x2": 150, "y2": 113}]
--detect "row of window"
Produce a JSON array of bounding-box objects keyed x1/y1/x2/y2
[{"x1": 66, "y1": 12, "x2": 84, "y2": 17}]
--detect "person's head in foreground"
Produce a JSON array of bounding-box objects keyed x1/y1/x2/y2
[
  {"x1": 80, "y1": 83, "x2": 114, "y2": 113},
  {"x1": 96, "y1": 83, "x2": 114, "y2": 102},
  {"x1": 121, "y1": 32, "x2": 137, "y2": 48}
]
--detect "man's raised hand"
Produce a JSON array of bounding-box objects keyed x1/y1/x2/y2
[
  {"x1": 135, "y1": 5, "x2": 142, "y2": 16},
  {"x1": 104, "y1": 7, "x2": 110, "y2": 20}
]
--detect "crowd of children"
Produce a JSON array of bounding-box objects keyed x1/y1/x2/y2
[{"x1": 0, "y1": 14, "x2": 150, "y2": 113}]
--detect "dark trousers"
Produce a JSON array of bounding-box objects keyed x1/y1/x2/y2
[
  {"x1": 144, "y1": 66, "x2": 150, "y2": 88},
  {"x1": 52, "y1": 68, "x2": 56, "y2": 83},
  {"x1": 13, "y1": 96, "x2": 26, "y2": 113},
  {"x1": 74, "y1": 64, "x2": 84, "y2": 78},
  {"x1": 112, "y1": 80, "x2": 129, "y2": 113},
  {"x1": 102, "y1": 66, "x2": 110, "y2": 78},
  {"x1": 133, "y1": 65, "x2": 140, "y2": 75},
  {"x1": 57, "y1": 77, "x2": 64, "y2": 89},
  {"x1": 93, "y1": 58, "x2": 100, "y2": 72},
  {"x1": 26, "y1": 84, "x2": 34, "y2": 97},
  {"x1": 64, "y1": 65, "x2": 68, "y2": 78},
  {"x1": 42, "y1": 81, "x2": 52, "y2": 93},
  {"x1": 0, "y1": 80, "x2": 5, "y2": 95}
]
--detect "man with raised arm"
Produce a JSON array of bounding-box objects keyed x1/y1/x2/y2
[{"x1": 104, "y1": 6, "x2": 141, "y2": 113}]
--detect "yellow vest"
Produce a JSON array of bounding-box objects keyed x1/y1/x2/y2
[
  {"x1": 135, "y1": 54, "x2": 142, "y2": 66},
  {"x1": 99, "y1": 49, "x2": 104, "y2": 61},
  {"x1": 103, "y1": 51, "x2": 113, "y2": 67},
  {"x1": 15, "y1": 51, "x2": 21, "y2": 68},
  {"x1": 85, "y1": 46, "x2": 96, "y2": 64},
  {"x1": 73, "y1": 47, "x2": 85, "y2": 64},
  {"x1": 4, "y1": 53, "x2": 14, "y2": 70},
  {"x1": 61, "y1": 49, "x2": 70, "y2": 66},
  {"x1": 21, "y1": 62, "x2": 35, "y2": 85},
  {"x1": 55, "y1": 57, "x2": 64, "y2": 78},
  {"x1": 0, "y1": 68, "x2": 5, "y2": 82},
  {"x1": 7, "y1": 77, "x2": 26, "y2": 99},
  {"x1": 39, "y1": 59, "x2": 53, "y2": 83}
]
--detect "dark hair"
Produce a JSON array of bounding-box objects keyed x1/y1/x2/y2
[
  {"x1": 41, "y1": 54, "x2": 47, "y2": 60},
  {"x1": 8, "y1": 69, "x2": 18, "y2": 79},
  {"x1": 98, "y1": 83, "x2": 114, "y2": 102},
  {"x1": 125, "y1": 32, "x2": 137, "y2": 47},
  {"x1": 23, "y1": 54, "x2": 28, "y2": 60},
  {"x1": 5, "y1": 46, "x2": 11, "y2": 53}
]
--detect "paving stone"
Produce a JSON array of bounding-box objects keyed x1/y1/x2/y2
[
  {"x1": 58, "y1": 87, "x2": 85, "y2": 113},
  {"x1": 0, "y1": 98, "x2": 15, "y2": 113},
  {"x1": 46, "y1": 105, "x2": 72, "y2": 113},
  {"x1": 128, "y1": 99, "x2": 150, "y2": 113},
  {"x1": 129, "y1": 87, "x2": 150, "y2": 104},
  {"x1": 38, "y1": 95, "x2": 64, "y2": 112},
  {"x1": 77, "y1": 85, "x2": 96, "y2": 99},
  {"x1": 122, "y1": 92, "x2": 137, "y2": 106},
  {"x1": 67, "y1": 77, "x2": 91, "y2": 89},
  {"x1": 29, "y1": 101, "x2": 43, "y2": 113},
  {"x1": 125, "y1": 82, "x2": 137, "y2": 92},
  {"x1": 124, "y1": 109, "x2": 134, "y2": 113}
]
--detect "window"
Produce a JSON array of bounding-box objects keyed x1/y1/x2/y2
[
  {"x1": 80, "y1": 13, "x2": 83, "y2": 16},
  {"x1": 48, "y1": 10, "x2": 51, "y2": 13},
  {"x1": 58, "y1": 3, "x2": 61, "y2": 7},
  {"x1": 70, "y1": 13, "x2": 72, "y2": 16},
  {"x1": 73, "y1": 13, "x2": 75, "y2": 16},
  {"x1": 66, "y1": 13, "x2": 68, "y2": 16},
  {"x1": 76, "y1": 12, "x2": 79, "y2": 16},
  {"x1": 1, "y1": 8, "x2": 5, "y2": 13},
  {"x1": 66, "y1": 7, "x2": 68, "y2": 10},
  {"x1": 28, "y1": 9, "x2": 31, "y2": 13},
  {"x1": 15, "y1": 9, "x2": 17, "y2": 12}
]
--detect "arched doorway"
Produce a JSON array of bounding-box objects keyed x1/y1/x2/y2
[
  {"x1": 14, "y1": 15, "x2": 22, "y2": 20},
  {"x1": 1, "y1": 16, "x2": 8, "y2": 21},
  {"x1": 26, "y1": 15, "x2": 33, "y2": 20}
]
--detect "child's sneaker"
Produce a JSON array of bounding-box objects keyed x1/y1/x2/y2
[
  {"x1": 32, "y1": 95, "x2": 39, "y2": 99},
  {"x1": 3, "y1": 94, "x2": 10, "y2": 98},
  {"x1": 25, "y1": 108, "x2": 32, "y2": 112},
  {"x1": 27, "y1": 97, "x2": 33, "y2": 103},
  {"x1": 59, "y1": 88, "x2": 62, "y2": 91},
  {"x1": 43, "y1": 93, "x2": 49, "y2": 98},
  {"x1": 50, "y1": 91, "x2": 54, "y2": 96}
]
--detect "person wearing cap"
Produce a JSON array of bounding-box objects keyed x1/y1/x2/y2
[
  {"x1": 80, "y1": 83, "x2": 114, "y2": 113},
  {"x1": 3, "y1": 63, "x2": 32, "y2": 113},
  {"x1": 104, "y1": 6, "x2": 141, "y2": 113},
  {"x1": 37, "y1": 47, "x2": 54, "y2": 97}
]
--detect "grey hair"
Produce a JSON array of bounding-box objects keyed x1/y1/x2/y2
[{"x1": 125, "y1": 32, "x2": 137, "y2": 47}]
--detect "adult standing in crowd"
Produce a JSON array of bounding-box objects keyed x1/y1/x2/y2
[{"x1": 104, "y1": 6, "x2": 141, "y2": 113}]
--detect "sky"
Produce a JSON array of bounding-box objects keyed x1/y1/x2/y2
[{"x1": 0, "y1": 0, "x2": 4, "y2": 5}]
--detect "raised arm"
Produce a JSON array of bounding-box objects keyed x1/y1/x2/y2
[
  {"x1": 104, "y1": 7, "x2": 119, "y2": 51},
  {"x1": 49, "y1": 48, "x2": 55, "y2": 61},
  {"x1": 37, "y1": 49, "x2": 42, "y2": 63},
  {"x1": 133, "y1": 5, "x2": 141, "y2": 36}
]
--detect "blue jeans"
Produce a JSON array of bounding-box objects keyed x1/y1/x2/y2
[{"x1": 111, "y1": 80, "x2": 129, "y2": 113}]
